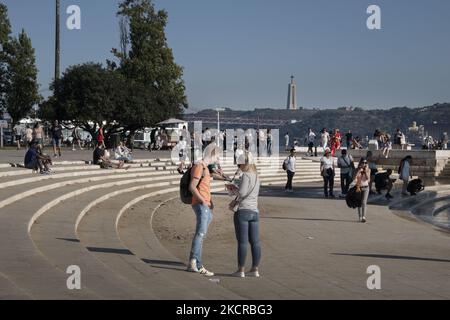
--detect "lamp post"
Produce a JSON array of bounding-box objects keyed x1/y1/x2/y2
[
  {"x1": 216, "y1": 108, "x2": 225, "y2": 132},
  {"x1": 55, "y1": 0, "x2": 60, "y2": 81}
]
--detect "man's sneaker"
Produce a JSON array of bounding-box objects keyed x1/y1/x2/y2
[
  {"x1": 198, "y1": 266, "x2": 214, "y2": 277},
  {"x1": 186, "y1": 259, "x2": 199, "y2": 273},
  {"x1": 247, "y1": 270, "x2": 260, "y2": 278},
  {"x1": 231, "y1": 271, "x2": 245, "y2": 278},
  {"x1": 361, "y1": 217, "x2": 367, "y2": 223}
]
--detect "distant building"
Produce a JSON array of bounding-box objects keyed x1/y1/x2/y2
[{"x1": 287, "y1": 75, "x2": 298, "y2": 110}]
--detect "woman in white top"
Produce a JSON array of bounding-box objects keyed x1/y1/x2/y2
[
  {"x1": 320, "y1": 148, "x2": 335, "y2": 197},
  {"x1": 355, "y1": 158, "x2": 371, "y2": 223},
  {"x1": 321, "y1": 128, "x2": 330, "y2": 150},
  {"x1": 399, "y1": 156, "x2": 412, "y2": 195}
]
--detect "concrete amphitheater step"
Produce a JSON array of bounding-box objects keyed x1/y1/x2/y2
[
  {"x1": 75, "y1": 184, "x2": 242, "y2": 299},
  {"x1": 0, "y1": 177, "x2": 181, "y2": 298},
  {"x1": 6, "y1": 171, "x2": 300, "y2": 298},
  {"x1": 29, "y1": 183, "x2": 192, "y2": 299}
]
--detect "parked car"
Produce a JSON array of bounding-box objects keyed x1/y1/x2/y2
[{"x1": 1, "y1": 129, "x2": 13, "y2": 146}]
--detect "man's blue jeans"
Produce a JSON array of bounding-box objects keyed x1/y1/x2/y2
[{"x1": 189, "y1": 204, "x2": 213, "y2": 269}]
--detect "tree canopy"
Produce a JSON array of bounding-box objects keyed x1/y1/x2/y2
[
  {"x1": 0, "y1": 3, "x2": 40, "y2": 123},
  {"x1": 42, "y1": 0, "x2": 187, "y2": 143}
]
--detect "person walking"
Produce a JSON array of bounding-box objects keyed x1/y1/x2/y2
[
  {"x1": 330, "y1": 129, "x2": 341, "y2": 157},
  {"x1": 33, "y1": 122, "x2": 43, "y2": 147},
  {"x1": 25, "y1": 125, "x2": 33, "y2": 147},
  {"x1": 355, "y1": 158, "x2": 371, "y2": 223},
  {"x1": 320, "y1": 148, "x2": 335, "y2": 198},
  {"x1": 399, "y1": 156, "x2": 413, "y2": 196},
  {"x1": 97, "y1": 125, "x2": 106, "y2": 148},
  {"x1": 320, "y1": 128, "x2": 329, "y2": 151},
  {"x1": 51, "y1": 120, "x2": 63, "y2": 158},
  {"x1": 227, "y1": 152, "x2": 261, "y2": 278},
  {"x1": 13, "y1": 124, "x2": 22, "y2": 150},
  {"x1": 337, "y1": 149, "x2": 354, "y2": 197},
  {"x1": 283, "y1": 149, "x2": 296, "y2": 192},
  {"x1": 284, "y1": 132, "x2": 290, "y2": 151},
  {"x1": 186, "y1": 147, "x2": 217, "y2": 277},
  {"x1": 267, "y1": 129, "x2": 273, "y2": 157},
  {"x1": 71, "y1": 126, "x2": 84, "y2": 151},
  {"x1": 306, "y1": 128, "x2": 316, "y2": 157}
]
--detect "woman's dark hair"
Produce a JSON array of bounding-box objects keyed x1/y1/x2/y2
[
  {"x1": 402, "y1": 155, "x2": 412, "y2": 162},
  {"x1": 359, "y1": 157, "x2": 368, "y2": 167}
]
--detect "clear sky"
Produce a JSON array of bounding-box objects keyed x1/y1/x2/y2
[{"x1": 3, "y1": 0, "x2": 450, "y2": 111}]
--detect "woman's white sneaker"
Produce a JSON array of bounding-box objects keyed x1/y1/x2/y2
[
  {"x1": 247, "y1": 270, "x2": 260, "y2": 278},
  {"x1": 231, "y1": 271, "x2": 245, "y2": 278},
  {"x1": 199, "y1": 266, "x2": 214, "y2": 277}
]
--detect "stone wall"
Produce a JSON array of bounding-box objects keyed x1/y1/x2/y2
[{"x1": 346, "y1": 149, "x2": 450, "y2": 178}]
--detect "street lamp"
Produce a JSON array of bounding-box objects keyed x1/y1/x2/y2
[
  {"x1": 216, "y1": 108, "x2": 226, "y2": 132},
  {"x1": 55, "y1": 0, "x2": 60, "y2": 81}
]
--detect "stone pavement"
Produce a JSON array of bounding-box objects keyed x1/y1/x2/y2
[{"x1": 153, "y1": 186, "x2": 450, "y2": 300}]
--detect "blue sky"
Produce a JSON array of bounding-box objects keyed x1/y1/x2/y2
[{"x1": 3, "y1": 0, "x2": 450, "y2": 111}]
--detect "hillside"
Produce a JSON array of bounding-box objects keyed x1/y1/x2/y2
[{"x1": 184, "y1": 103, "x2": 450, "y2": 143}]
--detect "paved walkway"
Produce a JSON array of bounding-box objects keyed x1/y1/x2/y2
[{"x1": 152, "y1": 186, "x2": 450, "y2": 299}]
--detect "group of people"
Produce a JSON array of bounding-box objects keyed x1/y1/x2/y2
[
  {"x1": 282, "y1": 147, "x2": 414, "y2": 223},
  {"x1": 287, "y1": 128, "x2": 365, "y2": 158},
  {"x1": 92, "y1": 140, "x2": 132, "y2": 170},
  {"x1": 423, "y1": 133, "x2": 448, "y2": 150}
]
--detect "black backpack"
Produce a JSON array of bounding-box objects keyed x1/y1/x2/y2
[
  {"x1": 345, "y1": 186, "x2": 363, "y2": 209},
  {"x1": 180, "y1": 165, "x2": 206, "y2": 204},
  {"x1": 407, "y1": 179, "x2": 425, "y2": 196}
]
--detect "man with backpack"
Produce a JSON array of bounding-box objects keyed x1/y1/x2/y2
[
  {"x1": 337, "y1": 149, "x2": 354, "y2": 197},
  {"x1": 283, "y1": 149, "x2": 296, "y2": 193},
  {"x1": 185, "y1": 146, "x2": 217, "y2": 277}
]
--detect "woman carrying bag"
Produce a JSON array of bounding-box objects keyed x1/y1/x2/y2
[
  {"x1": 227, "y1": 152, "x2": 261, "y2": 278},
  {"x1": 355, "y1": 158, "x2": 371, "y2": 223}
]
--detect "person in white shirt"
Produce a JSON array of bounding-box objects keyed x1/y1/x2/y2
[
  {"x1": 285, "y1": 133, "x2": 290, "y2": 151},
  {"x1": 399, "y1": 156, "x2": 412, "y2": 196},
  {"x1": 306, "y1": 128, "x2": 316, "y2": 156},
  {"x1": 337, "y1": 149, "x2": 354, "y2": 196},
  {"x1": 321, "y1": 128, "x2": 330, "y2": 150},
  {"x1": 320, "y1": 148, "x2": 335, "y2": 197},
  {"x1": 284, "y1": 149, "x2": 296, "y2": 192}
]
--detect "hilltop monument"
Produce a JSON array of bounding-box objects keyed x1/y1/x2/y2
[{"x1": 287, "y1": 75, "x2": 298, "y2": 110}]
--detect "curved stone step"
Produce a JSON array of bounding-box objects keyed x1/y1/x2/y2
[
  {"x1": 29, "y1": 184, "x2": 186, "y2": 299},
  {"x1": 76, "y1": 185, "x2": 242, "y2": 299}
]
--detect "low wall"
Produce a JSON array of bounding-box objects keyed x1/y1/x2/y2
[{"x1": 346, "y1": 149, "x2": 450, "y2": 178}]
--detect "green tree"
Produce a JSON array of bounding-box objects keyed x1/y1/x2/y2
[
  {"x1": 0, "y1": 2, "x2": 12, "y2": 114},
  {"x1": 111, "y1": 0, "x2": 188, "y2": 132},
  {"x1": 4, "y1": 29, "x2": 41, "y2": 124},
  {"x1": 42, "y1": 63, "x2": 128, "y2": 142}
]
